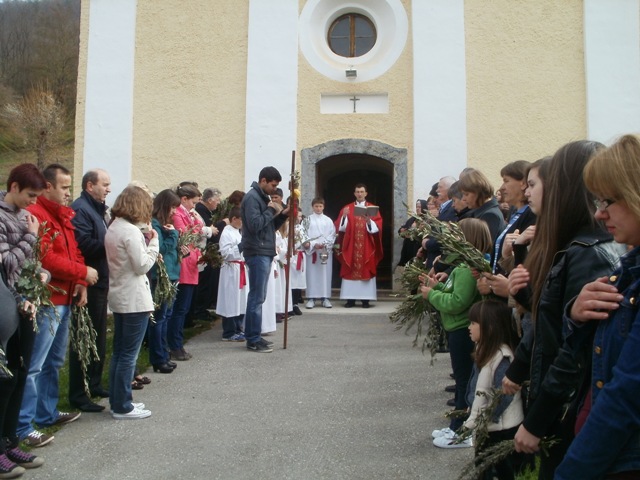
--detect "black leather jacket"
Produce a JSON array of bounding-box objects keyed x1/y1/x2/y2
[{"x1": 505, "y1": 228, "x2": 623, "y2": 438}]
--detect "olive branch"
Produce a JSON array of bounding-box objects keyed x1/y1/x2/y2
[
  {"x1": 455, "y1": 388, "x2": 559, "y2": 479},
  {"x1": 15, "y1": 222, "x2": 66, "y2": 333},
  {"x1": 153, "y1": 256, "x2": 178, "y2": 309},
  {"x1": 69, "y1": 304, "x2": 99, "y2": 396}
]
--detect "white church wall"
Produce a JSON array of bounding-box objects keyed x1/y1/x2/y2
[
  {"x1": 412, "y1": 0, "x2": 467, "y2": 202},
  {"x1": 584, "y1": 0, "x2": 640, "y2": 144},
  {"x1": 76, "y1": 0, "x2": 137, "y2": 197},
  {"x1": 244, "y1": 0, "x2": 299, "y2": 191}
]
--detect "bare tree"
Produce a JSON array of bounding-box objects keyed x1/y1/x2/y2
[{"x1": 2, "y1": 83, "x2": 66, "y2": 168}]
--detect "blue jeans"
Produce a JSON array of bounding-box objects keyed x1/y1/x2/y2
[
  {"x1": 448, "y1": 326, "x2": 474, "y2": 431},
  {"x1": 244, "y1": 255, "x2": 272, "y2": 343},
  {"x1": 17, "y1": 305, "x2": 70, "y2": 438},
  {"x1": 109, "y1": 312, "x2": 149, "y2": 414},
  {"x1": 167, "y1": 284, "x2": 196, "y2": 351},
  {"x1": 222, "y1": 315, "x2": 244, "y2": 339},
  {"x1": 149, "y1": 298, "x2": 173, "y2": 366}
]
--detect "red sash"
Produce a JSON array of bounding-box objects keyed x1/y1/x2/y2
[{"x1": 229, "y1": 261, "x2": 246, "y2": 289}]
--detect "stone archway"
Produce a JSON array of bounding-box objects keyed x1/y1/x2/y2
[{"x1": 301, "y1": 139, "x2": 408, "y2": 290}]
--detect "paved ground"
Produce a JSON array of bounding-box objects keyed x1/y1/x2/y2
[{"x1": 26, "y1": 298, "x2": 473, "y2": 480}]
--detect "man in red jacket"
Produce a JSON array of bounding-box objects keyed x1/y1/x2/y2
[
  {"x1": 335, "y1": 183, "x2": 383, "y2": 308},
  {"x1": 17, "y1": 163, "x2": 98, "y2": 447}
]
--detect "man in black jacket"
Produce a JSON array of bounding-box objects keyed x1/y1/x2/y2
[
  {"x1": 69, "y1": 168, "x2": 111, "y2": 411},
  {"x1": 240, "y1": 166, "x2": 288, "y2": 353}
]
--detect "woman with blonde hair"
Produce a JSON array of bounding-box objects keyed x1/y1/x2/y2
[
  {"x1": 105, "y1": 185, "x2": 159, "y2": 419},
  {"x1": 556, "y1": 134, "x2": 640, "y2": 479}
]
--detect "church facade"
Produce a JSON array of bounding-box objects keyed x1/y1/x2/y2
[{"x1": 74, "y1": 0, "x2": 640, "y2": 287}]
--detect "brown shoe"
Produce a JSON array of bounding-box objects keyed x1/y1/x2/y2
[
  {"x1": 52, "y1": 411, "x2": 81, "y2": 426},
  {"x1": 170, "y1": 349, "x2": 189, "y2": 361}
]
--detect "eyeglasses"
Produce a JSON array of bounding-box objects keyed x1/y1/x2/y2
[{"x1": 594, "y1": 198, "x2": 616, "y2": 211}]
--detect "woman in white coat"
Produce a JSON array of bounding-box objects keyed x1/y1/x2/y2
[{"x1": 105, "y1": 185, "x2": 159, "y2": 420}]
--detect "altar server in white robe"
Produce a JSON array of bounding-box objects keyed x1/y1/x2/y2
[
  {"x1": 274, "y1": 226, "x2": 293, "y2": 320},
  {"x1": 290, "y1": 212, "x2": 307, "y2": 315},
  {"x1": 260, "y1": 258, "x2": 277, "y2": 335},
  {"x1": 216, "y1": 207, "x2": 248, "y2": 342},
  {"x1": 304, "y1": 197, "x2": 335, "y2": 309}
]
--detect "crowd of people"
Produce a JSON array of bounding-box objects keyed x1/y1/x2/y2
[
  {"x1": 0, "y1": 162, "x2": 383, "y2": 476},
  {"x1": 396, "y1": 136, "x2": 640, "y2": 479},
  {"x1": 2, "y1": 133, "x2": 640, "y2": 478}
]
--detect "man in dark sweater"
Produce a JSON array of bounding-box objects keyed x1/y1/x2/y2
[
  {"x1": 240, "y1": 167, "x2": 288, "y2": 353},
  {"x1": 68, "y1": 169, "x2": 111, "y2": 412}
]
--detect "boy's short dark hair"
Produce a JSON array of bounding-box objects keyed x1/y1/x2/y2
[
  {"x1": 311, "y1": 197, "x2": 325, "y2": 206},
  {"x1": 229, "y1": 206, "x2": 242, "y2": 220}
]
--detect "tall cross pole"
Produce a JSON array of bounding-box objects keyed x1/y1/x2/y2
[{"x1": 283, "y1": 150, "x2": 296, "y2": 349}]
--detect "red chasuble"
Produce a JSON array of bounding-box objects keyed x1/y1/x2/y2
[{"x1": 334, "y1": 202, "x2": 383, "y2": 280}]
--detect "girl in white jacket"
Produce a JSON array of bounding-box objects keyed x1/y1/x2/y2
[{"x1": 436, "y1": 300, "x2": 525, "y2": 478}]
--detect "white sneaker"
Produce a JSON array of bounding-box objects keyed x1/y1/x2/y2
[
  {"x1": 111, "y1": 406, "x2": 151, "y2": 420},
  {"x1": 322, "y1": 298, "x2": 332, "y2": 308},
  {"x1": 305, "y1": 299, "x2": 315, "y2": 309},
  {"x1": 431, "y1": 427, "x2": 455, "y2": 439},
  {"x1": 132, "y1": 402, "x2": 145, "y2": 410},
  {"x1": 433, "y1": 434, "x2": 473, "y2": 449}
]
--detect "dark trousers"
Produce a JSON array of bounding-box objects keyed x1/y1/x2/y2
[
  {"x1": 222, "y1": 315, "x2": 244, "y2": 339},
  {"x1": 189, "y1": 265, "x2": 220, "y2": 320},
  {"x1": 68, "y1": 287, "x2": 108, "y2": 405},
  {"x1": 448, "y1": 327, "x2": 474, "y2": 431},
  {"x1": 292, "y1": 289, "x2": 303, "y2": 305},
  {"x1": 0, "y1": 318, "x2": 36, "y2": 452},
  {"x1": 168, "y1": 284, "x2": 196, "y2": 351}
]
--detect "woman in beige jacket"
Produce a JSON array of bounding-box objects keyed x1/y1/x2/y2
[{"x1": 105, "y1": 186, "x2": 158, "y2": 420}]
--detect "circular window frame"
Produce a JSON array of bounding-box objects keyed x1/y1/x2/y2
[
  {"x1": 299, "y1": 0, "x2": 408, "y2": 83},
  {"x1": 327, "y1": 13, "x2": 377, "y2": 58}
]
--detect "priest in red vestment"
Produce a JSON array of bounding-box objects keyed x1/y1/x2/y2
[{"x1": 334, "y1": 183, "x2": 383, "y2": 308}]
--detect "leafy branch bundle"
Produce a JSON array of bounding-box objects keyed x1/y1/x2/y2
[
  {"x1": 15, "y1": 222, "x2": 65, "y2": 332},
  {"x1": 455, "y1": 388, "x2": 558, "y2": 480},
  {"x1": 153, "y1": 257, "x2": 178, "y2": 309},
  {"x1": 403, "y1": 209, "x2": 491, "y2": 273},
  {"x1": 69, "y1": 304, "x2": 99, "y2": 396},
  {"x1": 198, "y1": 242, "x2": 223, "y2": 268},
  {"x1": 178, "y1": 224, "x2": 202, "y2": 259},
  {"x1": 456, "y1": 437, "x2": 558, "y2": 480},
  {"x1": 211, "y1": 198, "x2": 231, "y2": 225},
  {"x1": 389, "y1": 258, "x2": 444, "y2": 364}
]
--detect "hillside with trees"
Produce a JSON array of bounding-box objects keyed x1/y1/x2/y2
[{"x1": 0, "y1": 0, "x2": 80, "y2": 174}]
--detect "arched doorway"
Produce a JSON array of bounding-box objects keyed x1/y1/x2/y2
[
  {"x1": 318, "y1": 153, "x2": 393, "y2": 288},
  {"x1": 301, "y1": 139, "x2": 408, "y2": 291}
]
